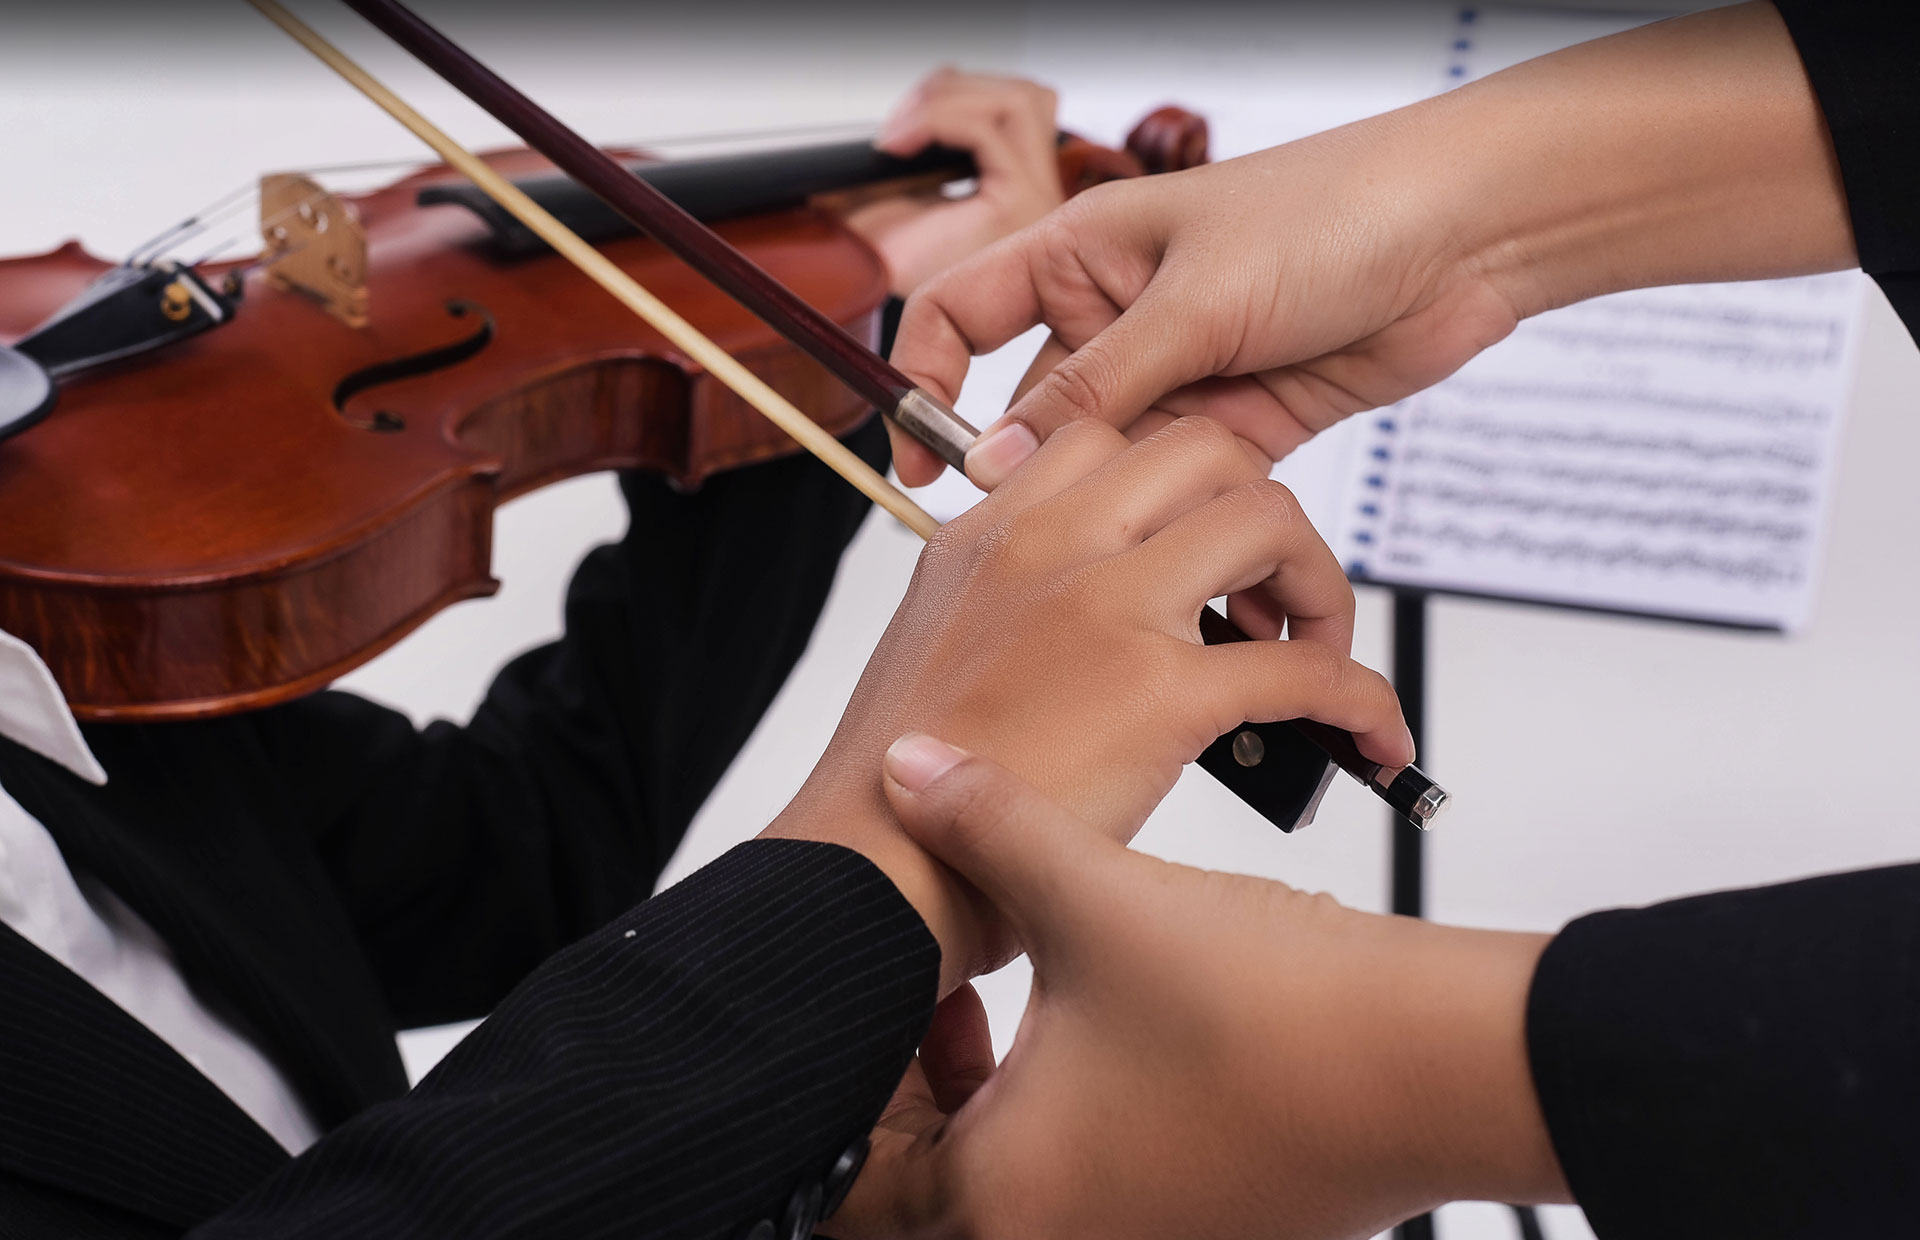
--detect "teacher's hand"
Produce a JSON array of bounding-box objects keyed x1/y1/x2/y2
[{"x1": 835, "y1": 738, "x2": 1570, "y2": 1239}]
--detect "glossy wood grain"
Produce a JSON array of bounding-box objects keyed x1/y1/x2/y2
[{"x1": 0, "y1": 149, "x2": 886, "y2": 720}]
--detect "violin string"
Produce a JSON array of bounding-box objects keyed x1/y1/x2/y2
[
  {"x1": 201, "y1": 188, "x2": 341, "y2": 266},
  {"x1": 146, "y1": 181, "x2": 343, "y2": 271},
  {"x1": 128, "y1": 118, "x2": 881, "y2": 269},
  {"x1": 127, "y1": 179, "x2": 296, "y2": 268},
  {"x1": 162, "y1": 201, "x2": 273, "y2": 265},
  {"x1": 124, "y1": 180, "x2": 263, "y2": 267}
]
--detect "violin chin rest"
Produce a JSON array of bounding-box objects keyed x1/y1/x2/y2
[{"x1": 0, "y1": 346, "x2": 55, "y2": 444}]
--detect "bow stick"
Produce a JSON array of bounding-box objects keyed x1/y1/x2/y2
[
  {"x1": 246, "y1": 0, "x2": 1449, "y2": 831},
  {"x1": 246, "y1": 0, "x2": 940, "y2": 539}
]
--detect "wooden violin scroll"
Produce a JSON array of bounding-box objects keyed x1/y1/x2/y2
[
  {"x1": 1056, "y1": 106, "x2": 1210, "y2": 193},
  {"x1": 1126, "y1": 106, "x2": 1211, "y2": 174}
]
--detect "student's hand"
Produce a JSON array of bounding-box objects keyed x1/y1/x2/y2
[
  {"x1": 765, "y1": 416, "x2": 1411, "y2": 984},
  {"x1": 888, "y1": 1, "x2": 1853, "y2": 488},
  {"x1": 832, "y1": 67, "x2": 1065, "y2": 298},
  {"x1": 834, "y1": 740, "x2": 1570, "y2": 1239}
]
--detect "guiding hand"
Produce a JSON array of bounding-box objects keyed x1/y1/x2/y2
[
  {"x1": 833, "y1": 738, "x2": 1569, "y2": 1240},
  {"x1": 836, "y1": 67, "x2": 1066, "y2": 300},
  {"x1": 888, "y1": 132, "x2": 1523, "y2": 488},
  {"x1": 768, "y1": 416, "x2": 1409, "y2": 979},
  {"x1": 889, "y1": 1, "x2": 1852, "y2": 491}
]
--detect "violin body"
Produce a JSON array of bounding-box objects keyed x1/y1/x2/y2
[
  {"x1": 0, "y1": 107, "x2": 1209, "y2": 723},
  {"x1": 0, "y1": 150, "x2": 888, "y2": 721}
]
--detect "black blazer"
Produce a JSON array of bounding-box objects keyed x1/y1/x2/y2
[{"x1": 0, "y1": 418, "x2": 936, "y2": 1239}]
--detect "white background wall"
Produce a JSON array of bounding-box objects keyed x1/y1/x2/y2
[{"x1": 4, "y1": 5, "x2": 1912, "y2": 1238}]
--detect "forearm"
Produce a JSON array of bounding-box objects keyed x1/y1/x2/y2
[
  {"x1": 1288, "y1": 901, "x2": 1568, "y2": 1212},
  {"x1": 1412, "y1": 1, "x2": 1855, "y2": 317},
  {"x1": 1385, "y1": 919, "x2": 1568, "y2": 1207}
]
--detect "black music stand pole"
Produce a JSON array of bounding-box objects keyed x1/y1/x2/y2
[
  {"x1": 1390, "y1": 589, "x2": 1431, "y2": 924},
  {"x1": 1389, "y1": 589, "x2": 1435, "y2": 1240}
]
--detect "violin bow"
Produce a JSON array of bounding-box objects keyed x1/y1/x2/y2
[
  {"x1": 246, "y1": 0, "x2": 1449, "y2": 832},
  {"x1": 244, "y1": 0, "x2": 941, "y2": 539}
]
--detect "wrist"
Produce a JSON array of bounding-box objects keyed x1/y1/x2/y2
[{"x1": 761, "y1": 781, "x2": 1004, "y2": 995}]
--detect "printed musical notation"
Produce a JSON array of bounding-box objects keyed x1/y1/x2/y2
[{"x1": 1329, "y1": 273, "x2": 1866, "y2": 630}]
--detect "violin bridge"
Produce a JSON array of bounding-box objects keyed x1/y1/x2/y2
[{"x1": 260, "y1": 173, "x2": 369, "y2": 328}]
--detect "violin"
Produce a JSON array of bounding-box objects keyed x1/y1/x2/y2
[
  {"x1": 4, "y1": 0, "x2": 1448, "y2": 835},
  {"x1": 0, "y1": 103, "x2": 1206, "y2": 723}
]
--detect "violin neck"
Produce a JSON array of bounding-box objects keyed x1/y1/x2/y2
[{"x1": 417, "y1": 138, "x2": 981, "y2": 257}]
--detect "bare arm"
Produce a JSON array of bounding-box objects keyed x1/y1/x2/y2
[
  {"x1": 1453, "y1": 1, "x2": 1852, "y2": 316},
  {"x1": 890, "y1": 2, "x2": 1855, "y2": 489}
]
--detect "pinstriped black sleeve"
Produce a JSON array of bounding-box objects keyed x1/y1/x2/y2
[{"x1": 189, "y1": 839, "x2": 941, "y2": 1240}]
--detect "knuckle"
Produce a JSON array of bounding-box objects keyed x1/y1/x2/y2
[
  {"x1": 1046, "y1": 414, "x2": 1125, "y2": 456},
  {"x1": 1333, "y1": 568, "x2": 1359, "y2": 616},
  {"x1": 963, "y1": 517, "x2": 1054, "y2": 592},
  {"x1": 1231, "y1": 477, "x2": 1302, "y2": 536},
  {"x1": 1252, "y1": 476, "x2": 1302, "y2": 517},
  {"x1": 964, "y1": 520, "x2": 1024, "y2": 574},
  {"x1": 1055, "y1": 179, "x2": 1122, "y2": 229},
  {"x1": 1360, "y1": 665, "x2": 1399, "y2": 712},
  {"x1": 1164, "y1": 414, "x2": 1244, "y2": 469},
  {"x1": 1037, "y1": 354, "x2": 1112, "y2": 423},
  {"x1": 1291, "y1": 639, "x2": 1346, "y2": 695},
  {"x1": 922, "y1": 517, "x2": 979, "y2": 566},
  {"x1": 1033, "y1": 206, "x2": 1101, "y2": 284}
]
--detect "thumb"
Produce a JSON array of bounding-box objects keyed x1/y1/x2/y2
[{"x1": 883, "y1": 733, "x2": 1119, "y2": 957}]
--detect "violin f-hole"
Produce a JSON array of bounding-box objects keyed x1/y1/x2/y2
[{"x1": 331, "y1": 298, "x2": 495, "y2": 431}]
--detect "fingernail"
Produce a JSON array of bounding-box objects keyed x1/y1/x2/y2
[
  {"x1": 1399, "y1": 725, "x2": 1418, "y2": 769},
  {"x1": 965, "y1": 421, "x2": 1038, "y2": 489},
  {"x1": 886, "y1": 733, "x2": 967, "y2": 792}
]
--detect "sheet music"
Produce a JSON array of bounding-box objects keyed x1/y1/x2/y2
[
  {"x1": 1329, "y1": 273, "x2": 1866, "y2": 628},
  {"x1": 1321, "y1": 5, "x2": 1869, "y2": 630}
]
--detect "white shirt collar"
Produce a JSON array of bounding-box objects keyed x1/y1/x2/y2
[{"x1": 0, "y1": 629, "x2": 107, "y2": 786}]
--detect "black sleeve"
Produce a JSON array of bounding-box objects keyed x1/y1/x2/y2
[
  {"x1": 1525, "y1": 863, "x2": 1920, "y2": 1239},
  {"x1": 189, "y1": 838, "x2": 941, "y2": 1240},
  {"x1": 245, "y1": 419, "x2": 889, "y2": 1029},
  {"x1": 1773, "y1": 0, "x2": 1920, "y2": 340}
]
